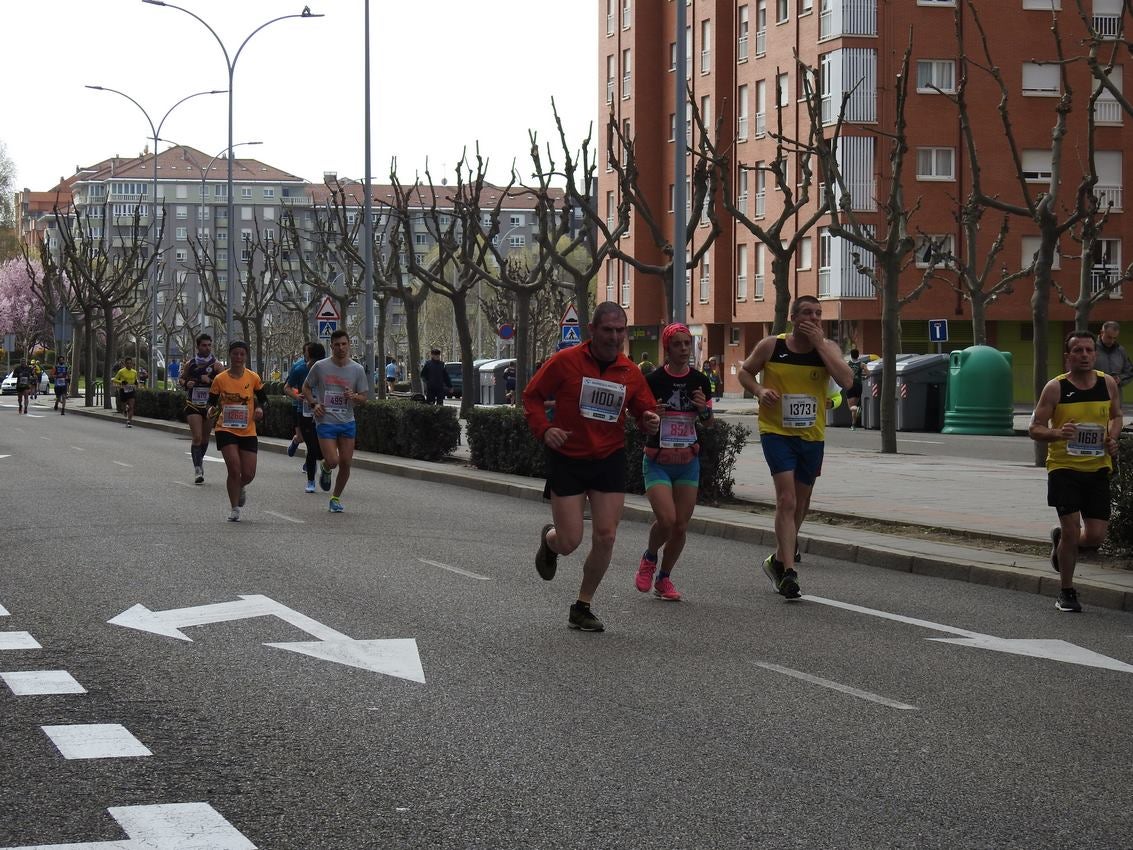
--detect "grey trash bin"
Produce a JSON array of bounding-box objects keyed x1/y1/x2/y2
[
  {"x1": 895, "y1": 353, "x2": 950, "y2": 431},
  {"x1": 862, "y1": 354, "x2": 915, "y2": 430},
  {"x1": 477, "y1": 359, "x2": 514, "y2": 405}
]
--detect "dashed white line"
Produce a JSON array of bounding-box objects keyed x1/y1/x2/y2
[
  {"x1": 172, "y1": 480, "x2": 195, "y2": 489},
  {"x1": 0, "y1": 632, "x2": 42, "y2": 650},
  {"x1": 0, "y1": 603, "x2": 8, "y2": 616},
  {"x1": 113, "y1": 461, "x2": 133, "y2": 468},
  {"x1": 41, "y1": 723, "x2": 152, "y2": 759},
  {"x1": 417, "y1": 558, "x2": 492, "y2": 581},
  {"x1": 70, "y1": 446, "x2": 85, "y2": 452},
  {"x1": 264, "y1": 510, "x2": 304, "y2": 524},
  {"x1": 1, "y1": 670, "x2": 87, "y2": 696},
  {"x1": 753, "y1": 661, "x2": 918, "y2": 711}
]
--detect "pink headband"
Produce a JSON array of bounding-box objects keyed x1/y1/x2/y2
[{"x1": 661, "y1": 322, "x2": 691, "y2": 351}]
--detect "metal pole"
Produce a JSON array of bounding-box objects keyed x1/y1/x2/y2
[
  {"x1": 673, "y1": 0, "x2": 688, "y2": 324},
  {"x1": 362, "y1": 0, "x2": 376, "y2": 389}
]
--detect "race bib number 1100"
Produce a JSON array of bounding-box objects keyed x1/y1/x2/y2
[{"x1": 579, "y1": 377, "x2": 627, "y2": 422}]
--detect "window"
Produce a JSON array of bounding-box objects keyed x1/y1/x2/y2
[
  {"x1": 215, "y1": 185, "x2": 228, "y2": 199},
  {"x1": 700, "y1": 95, "x2": 712, "y2": 139},
  {"x1": 1024, "y1": 236, "x2": 1055, "y2": 269},
  {"x1": 799, "y1": 0, "x2": 813, "y2": 13},
  {"x1": 175, "y1": 185, "x2": 188, "y2": 199},
  {"x1": 669, "y1": 113, "x2": 677, "y2": 141},
  {"x1": 755, "y1": 80, "x2": 767, "y2": 135},
  {"x1": 1022, "y1": 62, "x2": 1060, "y2": 95},
  {"x1": 263, "y1": 188, "x2": 275, "y2": 199},
  {"x1": 1022, "y1": 0, "x2": 1060, "y2": 8},
  {"x1": 686, "y1": 25, "x2": 693, "y2": 79},
  {"x1": 414, "y1": 232, "x2": 428, "y2": 246},
  {"x1": 176, "y1": 205, "x2": 188, "y2": 219},
  {"x1": 916, "y1": 147, "x2": 955, "y2": 181},
  {"x1": 916, "y1": 60, "x2": 956, "y2": 93},
  {"x1": 699, "y1": 256, "x2": 711, "y2": 302},
  {"x1": 606, "y1": 262, "x2": 617, "y2": 302},
  {"x1": 917, "y1": 0, "x2": 955, "y2": 4},
  {"x1": 738, "y1": 168, "x2": 750, "y2": 212},
  {"x1": 1094, "y1": 66, "x2": 1124, "y2": 125},
  {"x1": 509, "y1": 235, "x2": 525, "y2": 247},
  {"x1": 510, "y1": 214, "x2": 523, "y2": 227},
  {"x1": 776, "y1": 0, "x2": 789, "y2": 23},
  {"x1": 241, "y1": 206, "x2": 253, "y2": 221},
  {"x1": 669, "y1": 42, "x2": 677, "y2": 71},
  {"x1": 777, "y1": 72, "x2": 790, "y2": 107},
  {"x1": 241, "y1": 186, "x2": 252, "y2": 199},
  {"x1": 622, "y1": 263, "x2": 632, "y2": 306},
  {"x1": 1022, "y1": 149, "x2": 1053, "y2": 182},
  {"x1": 915, "y1": 234, "x2": 956, "y2": 268},
  {"x1": 622, "y1": 0, "x2": 630, "y2": 29},
  {"x1": 263, "y1": 227, "x2": 275, "y2": 243},
  {"x1": 818, "y1": 227, "x2": 832, "y2": 296},
  {"x1": 1094, "y1": 150, "x2": 1123, "y2": 210},
  {"x1": 754, "y1": 163, "x2": 766, "y2": 216},
  {"x1": 606, "y1": 54, "x2": 616, "y2": 103},
  {"x1": 737, "y1": 84, "x2": 750, "y2": 140},
  {"x1": 606, "y1": 0, "x2": 615, "y2": 34},
  {"x1": 263, "y1": 207, "x2": 275, "y2": 221},
  {"x1": 1091, "y1": 238, "x2": 1122, "y2": 296},
  {"x1": 738, "y1": 5, "x2": 750, "y2": 61},
  {"x1": 668, "y1": 183, "x2": 675, "y2": 212},
  {"x1": 755, "y1": 0, "x2": 767, "y2": 55},
  {"x1": 798, "y1": 236, "x2": 813, "y2": 270},
  {"x1": 622, "y1": 48, "x2": 632, "y2": 98},
  {"x1": 736, "y1": 243, "x2": 749, "y2": 300},
  {"x1": 754, "y1": 244, "x2": 765, "y2": 298},
  {"x1": 701, "y1": 20, "x2": 712, "y2": 74},
  {"x1": 175, "y1": 226, "x2": 187, "y2": 241}
]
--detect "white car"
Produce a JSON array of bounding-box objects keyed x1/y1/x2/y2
[{"x1": 0, "y1": 372, "x2": 15, "y2": 395}]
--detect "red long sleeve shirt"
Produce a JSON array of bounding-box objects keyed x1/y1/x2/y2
[{"x1": 523, "y1": 342, "x2": 655, "y2": 459}]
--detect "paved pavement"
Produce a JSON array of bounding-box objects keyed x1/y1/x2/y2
[{"x1": 55, "y1": 395, "x2": 1133, "y2": 614}]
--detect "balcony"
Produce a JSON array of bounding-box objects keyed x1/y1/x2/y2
[
  {"x1": 701, "y1": 49, "x2": 711, "y2": 74},
  {"x1": 1094, "y1": 14, "x2": 1122, "y2": 39},
  {"x1": 699, "y1": 276, "x2": 710, "y2": 302},
  {"x1": 738, "y1": 34, "x2": 749, "y2": 61},
  {"x1": 737, "y1": 274, "x2": 748, "y2": 300},
  {"x1": 1091, "y1": 266, "x2": 1123, "y2": 297},
  {"x1": 754, "y1": 273, "x2": 765, "y2": 299},
  {"x1": 755, "y1": 112, "x2": 767, "y2": 137},
  {"x1": 1095, "y1": 184, "x2": 1124, "y2": 211},
  {"x1": 755, "y1": 191, "x2": 766, "y2": 217},
  {"x1": 755, "y1": 29, "x2": 766, "y2": 56},
  {"x1": 281, "y1": 194, "x2": 313, "y2": 206},
  {"x1": 606, "y1": 79, "x2": 614, "y2": 104},
  {"x1": 622, "y1": 74, "x2": 631, "y2": 98},
  {"x1": 1095, "y1": 98, "x2": 1123, "y2": 125},
  {"x1": 737, "y1": 115, "x2": 749, "y2": 140}
]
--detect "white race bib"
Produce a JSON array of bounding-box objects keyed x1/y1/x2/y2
[
  {"x1": 55, "y1": 377, "x2": 67, "y2": 387},
  {"x1": 191, "y1": 386, "x2": 210, "y2": 406},
  {"x1": 659, "y1": 411, "x2": 697, "y2": 448},
  {"x1": 322, "y1": 386, "x2": 347, "y2": 411},
  {"x1": 222, "y1": 404, "x2": 248, "y2": 430},
  {"x1": 782, "y1": 393, "x2": 818, "y2": 428},
  {"x1": 579, "y1": 377, "x2": 626, "y2": 422},
  {"x1": 1068, "y1": 423, "x2": 1105, "y2": 457},
  {"x1": 302, "y1": 399, "x2": 314, "y2": 418}
]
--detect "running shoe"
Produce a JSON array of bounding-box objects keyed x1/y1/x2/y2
[
  {"x1": 535, "y1": 523, "x2": 558, "y2": 581},
  {"x1": 568, "y1": 602, "x2": 605, "y2": 632},
  {"x1": 126, "y1": 422, "x2": 132, "y2": 428},
  {"x1": 1055, "y1": 587, "x2": 1082, "y2": 613},
  {"x1": 305, "y1": 480, "x2": 316, "y2": 494},
  {"x1": 194, "y1": 465, "x2": 205, "y2": 485},
  {"x1": 287, "y1": 438, "x2": 300, "y2": 457},
  {"x1": 635, "y1": 555, "x2": 656, "y2": 592},
  {"x1": 1050, "y1": 527, "x2": 1061, "y2": 573},
  {"x1": 227, "y1": 507, "x2": 241, "y2": 522},
  {"x1": 779, "y1": 567, "x2": 802, "y2": 600},
  {"x1": 653, "y1": 575, "x2": 681, "y2": 601},
  {"x1": 238, "y1": 487, "x2": 247, "y2": 507},
  {"x1": 319, "y1": 463, "x2": 332, "y2": 492},
  {"x1": 794, "y1": 546, "x2": 802, "y2": 564},
  {"x1": 761, "y1": 554, "x2": 785, "y2": 591},
  {"x1": 329, "y1": 497, "x2": 345, "y2": 513}
]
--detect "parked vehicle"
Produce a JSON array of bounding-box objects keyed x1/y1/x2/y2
[
  {"x1": 445, "y1": 362, "x2": 463, "y2": 399},
  {"x1": 0, "y1": 372, "x2": 16, "y2": 395}
]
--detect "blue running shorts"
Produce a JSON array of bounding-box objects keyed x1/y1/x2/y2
[{"x1": 760, "y1": 433, "x2": 824, "y2": 487}]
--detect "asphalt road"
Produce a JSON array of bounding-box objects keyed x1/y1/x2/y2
[{"x1": 2, "y1": 406, "x2": 1132, "y2": 849}]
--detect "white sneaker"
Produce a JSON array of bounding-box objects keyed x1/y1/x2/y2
[
  {"x1": 227, "y1": 507, "x2": 241, "y2": 522},
  {"x1": 194, "y1": 465, "x2": 205, "y2": 484}
]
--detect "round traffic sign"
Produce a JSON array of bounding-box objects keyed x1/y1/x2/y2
[{"x1": 498, "y1": 323, "x2": 515, "y2": 340}]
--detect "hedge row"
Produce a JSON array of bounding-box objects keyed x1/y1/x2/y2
[
  {"x1": 128, "y1": 388, "x2": 460, "y2": 462},
  {"x1": 465, "y1": 406, "x2": 748, "y2": 505}
]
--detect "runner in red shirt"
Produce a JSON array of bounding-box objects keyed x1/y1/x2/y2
[{"x1": 523, "y1": 302, "x2": 661, "y2": 632}]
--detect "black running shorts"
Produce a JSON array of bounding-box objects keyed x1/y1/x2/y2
[
  {"x1": 215, "y1": 431, "x2": 259, "y2": 454},
  {"x1": 543, "y1": 448, "x2": 626, "y2": 498},
  {"x1": 1048, "y1": 467, "x2": 1111, "y2": 521}
]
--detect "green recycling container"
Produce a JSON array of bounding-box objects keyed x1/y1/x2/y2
[{"x1": 942, "y1": 345, "x2": 1014, "y2": 436}]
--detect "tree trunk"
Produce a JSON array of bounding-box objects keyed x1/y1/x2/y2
[
  {"x1": 101, "y1": 309, "x2": 117, "y2": 411},
  {"x1": 404, "y1": 298, "x2": 424, "y2": 396},
  {"x1": 454, "y1": 294, "x2": 476, "y2": 418},
  {"x1": 771, "y1": 255, "x2": 791, "y2": 335},
  {"x1": 1032, "y1": 233, "x2": 1055, "y2": 467},
  {"x1": 375, "y1": 298, "x2": 388, "y2": 400},
  {"x1": 514, "y1": 288, "x2": 532, "y2": 404},
  {"x1": 879, "y1": 257, "x2": 901, "y2": 454},
  {"x1": 970, "y1": 291, "x2": 988, "y2": 346}
]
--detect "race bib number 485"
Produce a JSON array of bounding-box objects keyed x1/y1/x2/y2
[{"x1": 579, "y1": 377, "x2": 627, "y2": 422}]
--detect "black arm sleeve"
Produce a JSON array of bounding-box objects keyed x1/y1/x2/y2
[
  {"x1": 254, "y1": 388, "x2": 269, "y2": 407},
  {"x1": 208, "y1": 393, "x2": 220, "y2": 407}
]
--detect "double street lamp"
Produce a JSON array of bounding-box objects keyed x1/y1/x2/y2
[
  {"x1": 142, "y1": 0, "x2": 323, "y2": 345},
  {"x1": 85, "y1": 84, "x2": 224, "y2": 388}
]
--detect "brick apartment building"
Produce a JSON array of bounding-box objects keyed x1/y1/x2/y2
[{"x1": 600, "y1": 0, "x2": 1133, "y2": 400}]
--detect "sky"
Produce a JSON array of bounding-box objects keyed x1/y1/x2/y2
[{"x1": 3, "y1": 0, "x2": 598, "y2": 191}]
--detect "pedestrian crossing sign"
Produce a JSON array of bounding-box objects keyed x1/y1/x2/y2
[
  {"x1": 318, "y1": 319, "x2": 338, "y2": 338},
  {"x1": 561, "y1": 324, "x2": 581, "y2": 343}
]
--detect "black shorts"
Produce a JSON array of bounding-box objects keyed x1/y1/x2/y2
[
  {"x1": 848, "y1": 380, "x2": 863, "y2": 401},
  {"x1": 1048, "y1": 468, "x2": 1111, "y2": 521},
  {"x1": 119, "y1": 389, "x2": 136, "y2": 402},
  {"x1": 291, "y1": 406, "x2": 305, "y2": 427},
  {"x1": 54, "y1": 386, "x2": 67, "y2": 398},
  {"x1": 215, "y1": 431, "x2": 259, "y2": 454},
  {"x1": 543, "y1": 448, "x2": 626, "y2": 498}
]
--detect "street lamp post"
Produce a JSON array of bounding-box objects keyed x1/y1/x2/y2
[
  {"x1": 85, "y1": 85, "x2": 224, "y2": 388},
  {"x1": 142, "y1": 1, "x2": 324, "y2": 346}
]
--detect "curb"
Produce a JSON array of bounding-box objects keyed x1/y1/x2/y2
[{"x1": 67, "y1": 404, "x2": 1133, "y2": 615}]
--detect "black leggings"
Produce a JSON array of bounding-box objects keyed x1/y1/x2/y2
[{"x1": 299, "y1": 416, "x2": 323, "y2": 479}]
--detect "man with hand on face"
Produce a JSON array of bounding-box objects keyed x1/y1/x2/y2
[
  {"x1": 523, "y1": 302, "x2": 661, "y2": 633},
  {"x1": 1029, "y1": 331, "x2": 1122, "y2": 613},
  {"x1": 739, "y1": 296, "x2": 853, "y2": 600}
]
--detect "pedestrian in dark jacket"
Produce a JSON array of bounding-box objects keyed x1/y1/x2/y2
[{"x1": 420, "y1": 349, "x2": 451, "y2": 406}]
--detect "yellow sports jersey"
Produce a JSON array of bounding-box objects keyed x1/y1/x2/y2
[
  {"x1": 1047, "y1": 371, "x2": 1113, "y2": 473},
  {"x1": 210, "y1": 369, "x2": 263, "y2": 437},
  {"x1": 758, "y1": 335, "x2": 829, "y2": 443},
  {"x1": 113, "y1": 368, "x2": 139, "y2": 387}
]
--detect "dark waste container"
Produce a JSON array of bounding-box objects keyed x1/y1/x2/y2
[
  {"x1": 895, "y1": 353, "x2": 950, "y2": 431},
  {"x1": 477, "y1": 359, "x2": 515, "y2": 405},
  {"x1": 862, "y1": 354, "x2": 915, "y2": 430}
]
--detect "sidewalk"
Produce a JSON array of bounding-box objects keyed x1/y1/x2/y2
[{"x1": 64, "y1": 400, "x2": 1133, "y2": 614}]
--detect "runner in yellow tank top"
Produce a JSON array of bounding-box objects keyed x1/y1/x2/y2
[
  {"x1": 738, "y1": 296, "x2": 853, "y2": 600},
  {"x1": 1029, "y1": 330, "x2": 1122, "y2": 613}
]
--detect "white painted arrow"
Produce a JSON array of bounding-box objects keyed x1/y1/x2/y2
[
  {"x1": 807, "y1": 595, "x2": 1133, "y2": 674},
  {"x1": 108, "y1": 594, "x2": 424, "y2": 683},
  {"x1": 6, "y1": 802, "x2": 254, "y2": 849}
]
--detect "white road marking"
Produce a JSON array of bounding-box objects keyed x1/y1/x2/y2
[
  {"x1": 896, "y1": 439, "x2": 944, "y2": 445},
  {"x1": 6, "y1": 802, "x2": 256, "y2": 849},
  {"x1": 113, "y1": 461, "x2": 133, "y2": 468},
  {"x1": 40, "y1": 723, "x2": 152, "y2": 759},
  {"x1": 1, "y1": 670, "x2": 87, "y2": 696},
  {"x1": 26, "y1": 414, "x2": 44, "y2": 418},
  {"x1": 265, "y1": 510, "x2": 304, "y2": 524},
  {"x1": 185, "y1": 451, "x2": 225, "y2": 464},
  {"x1": 0, "y1": 632, "x2": 41, "y2": 650},
  {"x1": 39, "y1": 436, "x2": 50, "y2": 441},
  {"x1": 0, "y1": 455, "x2": 10, "y2": 460},
  {"x1": 417, "y1": 558, "x2": 492, "y2": 581},
  {"x1": 753, "y1": 661, "x2": 918, "y2": 710},
  {"x1": 0, "y1": 603, "x2": 8, "y2": 615},
  {"x1": 70, "y1": 446, "x2": 85, "y2": 452},
  {"x1": 172, "y1": 480, "x2": 194, "y2": 489},
  {"x1": 807, "y1": 595, "x2": 1133, "y2": 673},
  {"x1": 109, "y1": 594, "x2": 425, "y2": 683}
]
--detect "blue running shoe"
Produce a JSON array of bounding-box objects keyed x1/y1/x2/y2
[{"x1": 329, "y1": 497, "x2": 344, "y2": 513}]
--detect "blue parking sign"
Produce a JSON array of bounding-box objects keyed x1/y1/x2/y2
[{"x1": 929, "y1": 319, "x2": 949, "y2": 343}]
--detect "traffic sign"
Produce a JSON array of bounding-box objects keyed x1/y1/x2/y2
[
  {"x1": 318, "y1": 319, "x2": 338, "y2": 339},
  {"x1": 561, "y1": 324, "x2": 581, "y2": 343},
  {"x1": 316, "y1": 295, "x2": 341, "y2": 321},
  {"x1": 498, "y1": 323, "x2": 515, "y2": 340},
  {"x1": 929, "y1": 319, "x2": 949, "y2": 343},
  {"x1": 560, "y1": 304, "x2": 580, "y2": 326}
]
